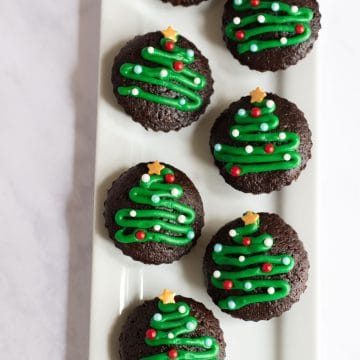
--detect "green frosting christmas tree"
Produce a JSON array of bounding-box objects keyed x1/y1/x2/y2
[
  {"x1": 211, "y1": 211, "x2": 295, "y2": 311},
  {"x1": 226, "y1": 0, "x2": 314, "y2": 54},
  {"x1": 115, "y1": 161, "x2": 196, "y2": 246},
  {"x1": 213, "y1": 87, "x2": 301, "y2": 177},
  {"x1": 141, "y1": 289, "x2": 220, "y2": 360},
  {"x1": 118, "y1": 26, "x2": 207, "y2": 112}
]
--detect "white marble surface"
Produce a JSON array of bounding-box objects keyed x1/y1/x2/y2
[{"x1": 0, "y1": 1, "x2": 359, "y2": 359}]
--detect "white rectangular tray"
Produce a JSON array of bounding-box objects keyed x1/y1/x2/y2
[{"x1": 89, "y1": 1, "x2": 319, "y2": 359}]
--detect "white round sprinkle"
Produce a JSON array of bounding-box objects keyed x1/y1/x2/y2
[
  {"x1": 213, "y1": 270, "x2": 221, "y2": 279},
  {"x1": 154, "y1": 225, "x2": 161, "y2": 232},
  {"x1": 228, "y1": 300, "x2": 236, "y2": 310},
  {"x1": 264, "y1": 238, "x2": 273, "y2": 247},
  {"x1": 186, "y1": 322, "x2": 196, "y2": 330},
  {"x1": 282, "y1": 257, "x2": 291, "y2": 266},
  {"x1": 129, "y1": 210, "x2": 137, "y2": 218},
  {"x1": 239, "y1": 255, "x2": 246, "y2": 263},
  {"x1": 257, "y1": 15, "x2": 266, "y2": 23},
  {"x1": 245, "y1": 145, "x2": 254, "y2": 154},
  {"x1": 291, "y1": 5, "x2": 299, "y2": 13},
  {"x1": 194, "y1": 77, "x2": 201, "y2": 85},
  {"x1": 131, "y1": 88, "x2": 139, "y2": 96},
  {"x1": 168, "y1": 333, "x2": 175, "y2": 339},
  {"x1": 279, "y1": 132, "x2": 286, "y2": 140},
  {"x1": 250, "y1": 44, "x2": 258, "y2": 52},
  {"x1": 153, "y1": 313, "x2": 162, "y2": 321},
  {"x1": 133, "y1": 65, "x2": 143, "y2": 74},
  {"x1": 260, "y1": 123, "x2": 269, "y2": 132},
  {"x1": 284, "y1": 154, "x2": 291, "y2": 161},
  {"x1": 171, "y1": 188, "x2": 179, "y2": 196},
  {"x1": 178, "y1": 305, "x2": 186, "y2": 314},
  {"x1": 233, "y1": 17, "x2": 241, "y2": 25},
  {"x1": 238, "y1": 108, "x2": 246, "y2": 117},
  {"x1": 280, "y1": 37, "x2": 288, "y2": 45},
  {"x1": 179, "y1": 98, "x2": 186, "y2": 106},
  {"x1": 244, "y1": 281, "x2": 252, "y2": 290},
  {"x1": 141, "y1": 174, "x2": 150, "y2": 183},
  {"x1": 187, "y1": 49, "x2": 194, "y2": 58},
  {"x1": 204, "y1": 338, "x2": 213, "y2": 348},
  {"x1": 178, "y1": 215, "x2": 186, "y2": 224},
  {"x1": 266, "y1": 100, "x2": 275, "y2": 108},
  {"x1": 147, "y1": 46, "x2": 155, "y2": 54},
  {"x1": 267, "y1": 287, "x2": 275, "y2": 295},
  {"x1": 214, "y1": 144, "x2": 222, "y2": 152},
  {"x1": 214, "y1": 244, "x2": 223, "y2": 253},
  {"x1": 271, "y1": 2, "x2": 280, "y2": 11},
  {"x1": 232, "y1": 129, "x2": 240, "y2": 138},
  {"x1": 160, "y1": 69, "x2": 168, "y2": 78},
  {"x1": 229, "y1": 229, "x2": 237, "y2": 237},
  {"x1": 234, "y1": 0, "x2": 243, "y2": 5}
]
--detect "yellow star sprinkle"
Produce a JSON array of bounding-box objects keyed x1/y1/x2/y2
[
  {"x1": 250, "y1": 87, "x2": 267, "y2": 103},
  {"x1": 159, "y1": 289, "x2": 176, "y2": 304},
  {"x1": 241, "y1": 211, "x2": 260, "y2": 226},
  {"x1": 161, "y1": 26, "x2": 179, "y2": 42},
  {"x1": 147, "y1": 161, "x2": 165, "y2": 175}
]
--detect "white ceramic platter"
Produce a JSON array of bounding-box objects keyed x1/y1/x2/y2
[{"x1": 89, "y1": 0, "x2": 319, "y2": 359}]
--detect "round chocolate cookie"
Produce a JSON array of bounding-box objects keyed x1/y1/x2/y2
[
  {"x1": 210, "y1": 88, "x2": 312, "y2": 193},
  {"x1": 203, "y1": 211, "x2": 309, "y2": 321},
  {"x1": 104, "y1": 161, "x2": 204, "y2": 264},
  {"x1": 222, "y1": 0, "x2": 321, "y2": 71},
  {"x1": 120, "y1": 290, "x2": 226, "y2": 359},
  {"x1": 112, "y1": 27, "x2": 214, "y2": 131},
  {"x1": 161, "y1": 0, "x2": 208, "y2": 6}
]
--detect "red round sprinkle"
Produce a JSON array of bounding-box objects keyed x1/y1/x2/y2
[
  {"x1": 135, "y1": 231, "x2": 146, "y2": 241},
  {"x1": 164, "y1": 41, "x2": 175, "y2": 51},
  {"x1": 173, "y1": 61, "x2": 184, "y2": 72},
  {"x1": 230, "y1": 166, "x2": 241, "y2": 177},
  {"x1": 146, "y1": 329, "x2": 157, "y2": 340},
  {"x1": 264, "y1": 144, "x2": 275, "y2": 154},
  {"x1": 223, "y1": 280, "x2": 233, "y2": 290},
  {"x1": 295, "y1": 24, "x2": 305, "y2": 34},
  {"x1": 235, "y1": 30, "x2": 246, "y2": 40},
  {"x1": 168, "y1": 349, "x2": 178, "y2": 359},
  {"x1": 242, "y1": 237, "x2": 251, "y2": 246},
  {"x1": 262, "y1": 263, "x2": 273, "y2": 273},
  {"x1": 251, "y1": 0, "x2": 260, "y2": 6},
  {"x1": 165, "y1": 173, "x2": 175, "y2": 184},
  {"x1": 251, "y1": 107, "x2": 262, "y2": 118}
]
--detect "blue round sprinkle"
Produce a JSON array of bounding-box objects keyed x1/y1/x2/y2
[
  {"x1": 187, "y1": 49, "x2": 194, "y2": 58},
  {"x1": 237, "y1": 108, "x2": 246, "y2": 117},
  {"x1": 260, "y1": 123, "x2": 269, "y2": 132},
  {"x1": 271, "y1": 2, "x2": 280, "y2": 11},
  {"x1": 151, "y1": 195, "x2": 160, "y2": 203},
  {"x1": 133, "y1": 65, "x2": 143, "y2": 74},
  {"x1": 153, "y1": 313, "x2": 162, "y2": 321},
  {"x1": 250, "y1": 44, "x2": 258, "y2": 52},
  {"x1": 214, "y1": 243, "x2": 223, "y2": 253},
  {"x1": 282, "y1": 257, "x2": 291, "y2": 266},
  {"x1": 187, "y1": 231, "x2": 195, "y2": 240},
  {"x1": 234, "y1": 0, "x2": 243, "y2": 5},
  {"x1": 179, "y1": 98, "x2": 187, "y2": 106},
  {"x1": 228, "y1": 300, "x2": 236, "y2": 310},
  {"x1": 186, "y1": 321, "x2": 196, "y2": 330},
  {"x1": 204, "y1": 338, "x2": 213, "y2": 348},
  {"x1": 214, "y1": 144, "x2": 222, "y2": 152}
]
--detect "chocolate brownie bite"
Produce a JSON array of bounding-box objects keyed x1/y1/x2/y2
[
  {"x1": 112, "y1": 27, "x2": 214, "y2": 131},
  {"x1": 161, "y1": 0, "x2": 208, "y2": 6},
  {"x1": 210, "y1": 88, "x2": 312, "y2": 193},
  {"x1": 120, "y1": 290, "x2": 226, "y2": 359},
  {"x1": 203, "y1": 211, "x2": 309, "y2": 321},
  {"x1": 104, "y1": 161, "x2": 204, "y2": 265},
  {"x1": 222, "y1": 0, "x2": 321, "y2": 71}
]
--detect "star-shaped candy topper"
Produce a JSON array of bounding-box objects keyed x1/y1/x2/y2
[
  {"x1": 159, "y1": 289, "x2": 176, "y2": 304},
  {"x1": 147, "y1": 161, "x2": 165, "y2": 175},
  {"x1": 241, "y1": 211, "x2": 260, "y2": 226},
  {"x1": 161, "y1": 26, "x2": 179, "y2": 42},
  {"x1": 250, "y1": 87, "x2": 267, "y2": 103}
]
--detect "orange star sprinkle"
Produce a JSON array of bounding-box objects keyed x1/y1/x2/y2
[
  {"x1": 147, "y1": 161, "x2": 165, "y2": 175},
  {"x1": 241, "y1": 211, "x2": 260, "y2": 226},
  {"x1": 250, "y1": 87, "x2": 267, "y2": 103},
  {"x1": 161, "y1": 26, "x2": 179, "y2": 42},
  {"x1": 159, "y1": 289, "x2": 176, "y2": 304}
]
